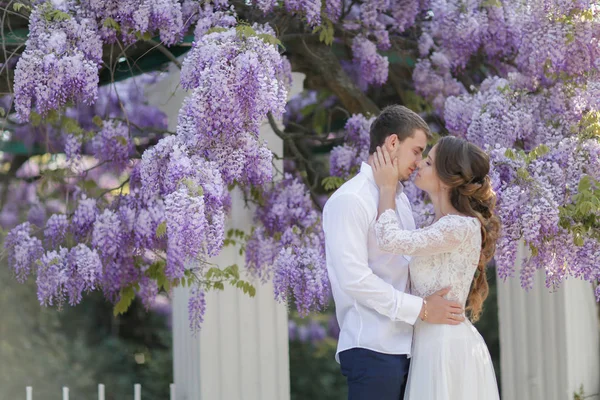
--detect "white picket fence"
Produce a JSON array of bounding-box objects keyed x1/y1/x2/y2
[{"x1": 25, "y1": 384, "x2": 176, "y2": 399}]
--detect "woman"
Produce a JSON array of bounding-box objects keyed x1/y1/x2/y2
[{"x1": 370, "y1": 136, "x2": 501, "y2": 400}]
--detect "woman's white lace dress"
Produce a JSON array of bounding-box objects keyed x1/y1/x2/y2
[{"x1": 374, "y1": 210, "x2": 500, "y2": 400}]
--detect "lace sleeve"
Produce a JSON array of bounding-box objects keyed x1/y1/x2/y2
[{"x1": 374, "y1": 210, "x2": 475, "y2": 256}]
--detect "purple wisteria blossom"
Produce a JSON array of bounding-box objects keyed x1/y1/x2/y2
[
  {"x1": 284, "y1": 0, "x2": 322, "y2": 27},
  {"x1": 188, "y1": 286, "x2": 207, "y2": 332},
  {"x1": 14, "y1": 3, "x2": 102, "y2": 121},
  {"x1": 273, "y1": 246, "x2": 330, "y2": 316},
  {"x1": 351, "y1": 36, "x2": 389, "y2": 86},
  {"x1": 92, "y1": 209, "x2": 123, "y2": 259},
  {"x1": 92, "y1": 121, "x2": 133, "y2": 170},
  {"x1": 329, "y1": 114, "x2": 374, "y2": 179},
  {"x1": 489, "y1": 137, "x2": 600, "y2": 288},
  {"x1": 45, "y1": 214, "x2": 69, "y2": 248},
  {"x1": 6, "y1": 222, "x2": 44, "y2": 283},
  {"x1": 6, "y1": 0, "x2": 600, "y2": 330},
  {"x1": 84, "y1": 0, "x2": 184, "y2": 45},
  {"x1": 71, "y1": 196, "x2": 98, "y2": 240},
  {"x1": 36, "y1": 247, "x2": 69, "y2": 306},
  {"x1": 164, "y1": 187, "x2": 208, "y2": 279},
  {"x1": 65, "y1": 244, "x2": 103, "y2": 305},
  {"x1": 246, "y1": 174, "x2": 329, "y2": 314}
]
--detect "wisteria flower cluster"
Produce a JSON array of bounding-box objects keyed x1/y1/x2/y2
[
  {"x1": 14, "y1": 3, "x2": 102, "y2": 121},
  {"x1": 253, "y1": 0, "x2": 322, "y2": 27},
  {"x1": 249, "y1": 0, "x2": 424, "y2": 89},
  {"x1": 415, "y1": 0, "x2": 600, "y2": 113},
  {"x1": 410, "y1": 0, "x2": 600, "y2": 295},
  {"x1": 138, "y1": 135, "x2": 231, "y2": 282},
  {"x1": 445, "y1": 77, "x2": 600, "y2": 150},
  {"x1": 83, "y1": 0, "x2": 185, "y2": 45},
  {"x1": 489, "y1": 137, "x2": 600, "y2": 295},
  {"x1": 246, "y1": 174, "x2": 330, "y2": 315},
  {"x1": 7, "y1": 0, "x2": 298, "y2": 325},
  {"x1": 6, "y1": 0, "x2": 600, "y2": 332},
  {"x1": 329, "y1": 114, "x2": 374, "y2": 179},
  {"x1": 178, "y1": 24, "x2": 290, "y2": 186}
]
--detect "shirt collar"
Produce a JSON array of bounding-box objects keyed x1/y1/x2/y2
[{"x1": 359, "y1": 162, "x2": 405, "y2": 195}]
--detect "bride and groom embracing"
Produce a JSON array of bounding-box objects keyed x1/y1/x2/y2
[{"x1": 323, "y1": 105, "x2": 501, "y2": 400}]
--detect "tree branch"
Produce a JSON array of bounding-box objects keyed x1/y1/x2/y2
[
  {"x1": 282, "y1": 36, "x2": 380, "y2": 116},
  {"x1": 267, "y1": 112, "x2": 323, "y2": 211},
  {"x1": 144, "y1": 39, "x2": 182, "y2": 70}
]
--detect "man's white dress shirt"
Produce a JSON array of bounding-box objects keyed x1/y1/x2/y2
[{"x1": 323, "y1": 162, "x2": 423, "y2": 362}]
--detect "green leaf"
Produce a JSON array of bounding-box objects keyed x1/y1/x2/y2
[
  {"x1": 155, "y1": 221, "x2": 167, "y2": 238},
  {"x1": 225, "y1": 264, "x2": 240, "y2": 280},
  {"x1": 42, "y1": 168, "x2": 68, "y2": 182},
  {"x1": 103, "y1": 17, "x2": 120, "y2": 32},
  {"x1": 322, "y1": 176, "x2": 345, "y2": 191},
  {"x1": 529, "y1": 243, "x2": 538, "y2": 257},
  {"x1": 48, "y1": 9, "x2": 71, "y2": 22},
  {"x1": 29, "y1": 111, "x2": 42, "y2": 127},
  {"x1": 80, "y1": 179, "x2": 98, "y2": 192},
  {"x1": 566, "y1": 32, "x2": 575, "y2": 44},
  {"x1": 481, "y1": 0, "x2": 502, "y2": 6},
  {"x1": 578, "y1": 175, "x2": 592, "y2": 193},
  {"x1": 516, "y1": 168, "x2": 530, "y2": 180},
  {"x1": 145, "y1": 261, "x2": 161, "y2": 279},
  {"x1": 113, "y1": 286, "x2": 135, "y2": 316},
  {"x1": 579, "y1": 201, "x2": 593, "y2": 215},
  {"x1": 214, "y1": 281, "x2": 225, "y2": 291},
  {"x1": 236, "y1": 25, "x2": 257, "y2": 39},
  {"x1": 61, "y1": 117, "x2": 84, "y2": 135},
  {"x1": 46, "y1": 109, "x2": 59, "y2": 125},
  {"x1": 504, "y1": 148, "x2": 516, "y2": 160},
  {"x1": 156, "y1": 275, "x2": 167, "y2": 290},
  {"x1": 116, "y1": 136, "x2": 128, "y2": 146},
  {"x1": 206, "y1": 27, "x2": 228, "y2": 35},
  {"x1": 206, "y1": 267, "x2": 224, "y2": 279},
  {"x1": 257, "y1": 33, "x2": 283, "y2": 48},
  {"x1": 312, "y1": 108, "x2": 327, "y2": 134},
  {"x1": 133, "y1": 31, "x2": 153, "y2": 41},
  {"x1": 92, "y1": 115, "x2": 104, "y2": 127},
  {"x1": 314, "y1": 20, "x2": 334, "y2": 46},
  {"x1": 181, "y1": 178, "x2": 204, "y2": 197}
]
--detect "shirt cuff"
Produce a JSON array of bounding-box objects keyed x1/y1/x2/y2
[{"x1": 395, "y1": 292, "x2": 423, "y2": 325}]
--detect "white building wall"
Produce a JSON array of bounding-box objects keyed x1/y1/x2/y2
[
  {"x1": 497, "y1": 242, "x2": 600, "y2": 400},
  {"x1": 147, "y1": 65, "x2": 306, "y2": 400}
]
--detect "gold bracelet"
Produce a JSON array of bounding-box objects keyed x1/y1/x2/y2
[{"x1": 420, "y1": 299, "x2": 428, "y2": 321}]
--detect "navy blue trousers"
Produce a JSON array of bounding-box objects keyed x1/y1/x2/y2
[{"x1": 339, "y1": 348, "x2": 410, "y2": 400}]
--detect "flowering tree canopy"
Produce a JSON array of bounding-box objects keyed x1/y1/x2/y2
[{"x1": 0, "y1": 0, "x2": 599, "y2": 329}]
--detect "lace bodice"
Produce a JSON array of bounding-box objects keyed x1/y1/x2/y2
[{"x1": 374, "y1": 210, "x2": 482, "y2": 306}]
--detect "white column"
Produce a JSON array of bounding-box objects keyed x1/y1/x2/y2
[
  {"x1": 147, "y1": 65, "x2": 306, "y2": 400},
  {"x1": 497, "y1": 242, "x2": 600, "y2": 400}
]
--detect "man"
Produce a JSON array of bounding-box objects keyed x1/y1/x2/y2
[{"x1": 323, "y1": 105, "x2": 465, "y2": 399}]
